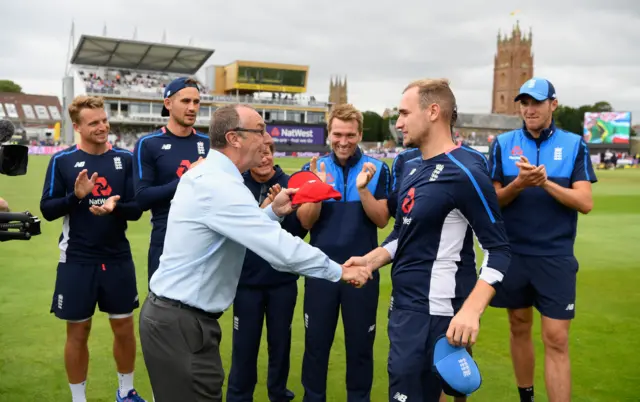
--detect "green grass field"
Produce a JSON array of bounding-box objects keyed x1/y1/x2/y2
[{"x1": 1, "y1": 156, "x2": 639, "y2": 402}]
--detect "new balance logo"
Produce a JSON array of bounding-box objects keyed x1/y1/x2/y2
[
  {"x1": 368, "y1": 324, "x2": 376, "y2": 333},
  {"x1": 304, "y1": 313, "x2": 309, "y2": 329},
  {"x1": 113, "y1": 157, "x2": 122, "y2": 170},
  {"x1": 233, "y1": 316, "x2": 239, "y2": 330},
  {"x1": 402, "y1": 217, "x2": 412, "y2": 225},
  {"x1": 566, "y1": 304, "x2": 574, "y2": 311},
  {"x1": 197, "y1": 141, "x2": 205, "y2": 155},
  {"x1": 393, "y1": 392, "x2": 408, "y2": 402},
  {"x1": 74, "y1": 161, "x2": 85, "y2": 168},
  {"x1": 161, "y1": 144, "x2": 172, "y2": 150}
]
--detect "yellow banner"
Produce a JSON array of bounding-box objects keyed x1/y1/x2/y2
[{"x1": 233, "y1": 83, "x2": 306, "y2": 93}]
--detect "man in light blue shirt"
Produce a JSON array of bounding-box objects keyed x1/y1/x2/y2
[{"x1": 138, "y1": 104, "x2": 372, "y2": 402}]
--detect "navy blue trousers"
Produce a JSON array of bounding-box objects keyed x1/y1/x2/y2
[
  {"x1": 227, "y1": 281, "x2": 298, "y2": 402},
  {"x1": 387, "y1": 308, "x2": 452, "y2": 402},
  {"x1": 301, "y1": 271, "x2": 379, "y2": 402}
]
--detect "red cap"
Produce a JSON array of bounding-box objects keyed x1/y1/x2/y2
[{"x1": 287, "y1": 171, "x2": 342, "y2": 205}]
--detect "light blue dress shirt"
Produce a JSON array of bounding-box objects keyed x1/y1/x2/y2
[{"x1": 149, "y1": 149, "x2": 343, "y2": 313}]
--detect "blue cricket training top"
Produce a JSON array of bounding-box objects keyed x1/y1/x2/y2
[
  {"x1": 389, "y1": 148, "x2": 421, "y2": 218},
  {"x1": 132, "y1": 126, "x2": 209, "y2": 246},
  {"x1": 381, "y1": 146, "x2": 511, "y2": 316},
  {"x1": 40, "y1": 145, "x2": 142, "y2": 264},
  {"x1": 239, "y1": 165, "x2": 308, "y2": 287},
  {"x1": 488, "y1": 122, "x2": 597, "y2": 256},
  {"x1": 301, "y1": 147, "x2": 391, "y2": 265}
]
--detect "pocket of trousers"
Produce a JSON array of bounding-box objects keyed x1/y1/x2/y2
[{"x1": 177, "y1": 314, "x2": 207, "y2": 354}]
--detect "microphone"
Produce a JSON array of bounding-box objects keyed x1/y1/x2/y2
[{"x1": 0, "y1": 119, "x2": 16, "y2": 143}]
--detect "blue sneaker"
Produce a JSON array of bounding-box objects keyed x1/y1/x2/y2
[{"x1": 116, "y1": 388, "x2": 146, "y2": 402}]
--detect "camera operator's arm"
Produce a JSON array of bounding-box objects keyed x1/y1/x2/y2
[
  {"x1": 40, "y1": 158, "x2": 88, "y2": 221},
  {"x1": 0, "y1": 197, "x2": 8, "y2": 212}
]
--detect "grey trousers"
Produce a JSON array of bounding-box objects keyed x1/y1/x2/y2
[{"x1": 139, "y1": 292, "x2": 224, "y2": 402}]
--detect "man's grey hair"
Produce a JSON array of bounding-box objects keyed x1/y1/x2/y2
[{"x1": 209, "y1": 105, "x2": 241, "y2": 149}]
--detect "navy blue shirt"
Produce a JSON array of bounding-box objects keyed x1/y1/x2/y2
[
  {"x1": 40, "y1": 145, "x2": 142, "y2": 263},
  {"x1": 301, "y1": 147, "x2": 391, "y2": 264},
  {"x1": 132, "y1": 127, "x2": 209, "y2": 246},
  {"x1": 238, "y1": 165, "x2": 308, "y2": 287},
  {"x1": 389, "y1": 148, "x2": 422, "y2": 217},
  {"x1": 488, "y1": 122, "x2": 597, "y2": 256},
  {"x1": 381, "y1": 146, "x2": 511, "y2": 316}
]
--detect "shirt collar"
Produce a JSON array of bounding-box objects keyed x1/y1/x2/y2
[
  {"x1": 330, "y1": 146, "x2": 363, "y2": 168},
  {"x1": 206, "y1": 149, "x2": 243, "y2": 180},
  {"x1": 521, "y1": 119, "x2": 557, "y2": 142}
]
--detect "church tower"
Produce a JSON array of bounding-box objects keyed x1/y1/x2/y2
[
  {"x1": 329, "y1": 75, "x2": 348, "y2": 107},
  {"x1": 491, "y1": 21, "x2": 534, "y2": 115}
]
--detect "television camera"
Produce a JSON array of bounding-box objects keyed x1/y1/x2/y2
[{"x1": 0, "y1": 119, "x2": 41, "y2": 242}]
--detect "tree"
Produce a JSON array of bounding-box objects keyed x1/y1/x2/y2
[
  {"x1": 0, "y1": 80, "x2": 22, "y2": 93},
  {"x1": 362, "y1": 111, "x2": 384, "y2": 142}
]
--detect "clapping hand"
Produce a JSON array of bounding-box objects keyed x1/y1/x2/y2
[
  {"x1": 515, "y1": 156, "x2": 547, "y2": 187},
  {"x1": 271, "y1": 187, "x2": 299, "y2": 217},
  {"x1": 342, "y1": 256, "x2": 373, "y2": 287},
  {"x1": 310, "y1": 156, "x2": 327, "y2": 183},
  {"x1": 356, "y1": 162, "x2": 376, "y2": 190},
  {"x1": 89, "y1": 195, "x2": 120, "y2": 216},
  {"x1": 74, "y1": 169, "x2": 98, "y2": 199},
  {"x1": 260, "y1": 184, "x2": 283, "y2": 208}
]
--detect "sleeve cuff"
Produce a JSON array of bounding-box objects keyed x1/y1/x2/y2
[
  {"x1": 383, "y1": 239, "x2": 398, "y2": 260},
  {"x1": 265, "y1": 204, "x2": 284, "y2": 222},
  {"x1": 326, "y1": 261, "x2": 343, "y2": 282},
  {"x1": 66, "y1": 192, "x2": 81, "y2": 206},
  {"x1": 479, "y1": 267, "x2": 504, "y2": 286}
]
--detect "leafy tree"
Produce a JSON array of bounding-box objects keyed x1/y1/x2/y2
[{"x1": 0, "y1": 80, "x2": 22, "y2": 93}]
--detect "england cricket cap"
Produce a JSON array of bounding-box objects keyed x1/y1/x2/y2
[
  {"x1": 514, "y1": 77, "x2": 557, "y2": 102},
  {"x1": 432, "y1": 335, "x2": 482, "y2": 397},
  {"x1": 287, "y1": 171, "x2": 342, "y2": 205},
  {"x1": 161, "y1": 77, "x2": 200, "y2": 117}
]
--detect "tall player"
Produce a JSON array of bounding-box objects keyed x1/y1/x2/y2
[
  {"x1": 40, "y1": 95, "x2": 146, "y2": 402},
  {"x1": 488, "y1": 78, "x2": 597, "y2": 402},
  {"x1": 345, "y1": 79, "x2": 511, "y2": 401},
  {"x1": 132, "y1": 77, "x2": 209, "y2": 283}
]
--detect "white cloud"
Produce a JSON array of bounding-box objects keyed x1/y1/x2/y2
[{"x1": 0, "y1": 0, "x2": 638, "y2": 120}]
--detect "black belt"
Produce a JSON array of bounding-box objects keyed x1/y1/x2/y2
[{"x1": 148, "y1": 292, "x2": 223, "y2": 319}]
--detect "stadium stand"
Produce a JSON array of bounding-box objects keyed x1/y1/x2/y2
[{"x1": 65, "y1": 35, "x2": 331, "y2": 153}]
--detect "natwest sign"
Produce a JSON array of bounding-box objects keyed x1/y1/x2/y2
[{"x1": 267, "y1": 124, "x2": 325, "y2": 145}]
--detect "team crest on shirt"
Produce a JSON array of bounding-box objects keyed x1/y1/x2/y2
[
  {"x1": 429, "y1": 164, "x2": 444, "y2": 181},
  {"x1": 197, "y1": 141, "x2": 205, "y2": 155},
  {"x1": 113, "y1": 157, "x2": 122, "y2": 170}
]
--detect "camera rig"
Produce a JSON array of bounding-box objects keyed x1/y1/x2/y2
[{"x1": 0, "y1": 211, "x2": 42, "y2": 242}]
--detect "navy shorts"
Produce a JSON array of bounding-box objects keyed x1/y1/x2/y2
[
  {"x1": 387, "y1": 308, "x2": 452, "y2": 402},
  {"x1": 50, "y1": 260, "x2": 140, "y2": 321},
  {"x1": 490, "y1": 253, "x2": 579, "y2": 320}
]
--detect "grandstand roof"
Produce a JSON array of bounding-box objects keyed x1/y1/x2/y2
[{"x1": 70, "y1": 35, "x2": 215, "y2": 75}]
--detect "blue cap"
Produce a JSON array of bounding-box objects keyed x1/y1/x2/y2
[
  {"x1": 514, "y1": 77, "x2": 557, "y2": 102},
  {"x1": 432, "y1": 335, "x2": 482, "y2": 397},
  {"x1": 161, "y1": 77, "x2": 200, "y2": 117}
]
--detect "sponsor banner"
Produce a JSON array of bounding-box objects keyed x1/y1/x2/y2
[
  {"x1": 267, "y1": 124, "x2": 325, "y2": 145},
  {"x1": 28, "y1": 146, "x2": 67, "y2": 155}
]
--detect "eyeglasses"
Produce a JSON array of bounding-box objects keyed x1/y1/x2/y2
[{"x1": 226, "y1": 127, "x2": 266, "y2": 136}]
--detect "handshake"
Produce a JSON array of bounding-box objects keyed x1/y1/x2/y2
[{"x1": 340, "y1": 256, "x2": 374, "y2": 288}]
